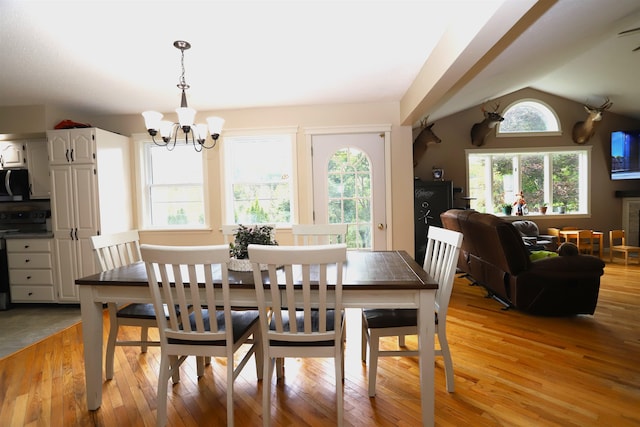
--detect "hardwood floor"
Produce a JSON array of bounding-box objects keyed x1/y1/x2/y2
[{"x1": 1, "y1": 261, "x2": 638, "y2": 426}]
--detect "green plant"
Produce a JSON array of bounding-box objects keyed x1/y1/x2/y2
[{"x1": 229, "y1": 224, "x2": 277, "y2": 259}]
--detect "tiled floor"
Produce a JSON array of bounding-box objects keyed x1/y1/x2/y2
[{"x1": 0, "y1": 303, "x2": 81, "y2": 358}]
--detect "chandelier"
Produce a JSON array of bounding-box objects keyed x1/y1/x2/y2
[{"x1": 142, "y1": 40, "x2": 224, "y2": 151}]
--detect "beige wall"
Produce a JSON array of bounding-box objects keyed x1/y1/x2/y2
[
  {"x1": 413, "y1": 87, "x2": 640, "y2": 242},
  {"x1": 3, "y1": 87, "x2": 639, "y2": 254},
  {"x1": 82, "y1": 102, "x2": 416, "y2": 253}
]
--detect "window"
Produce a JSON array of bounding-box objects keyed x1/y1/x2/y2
[
  {"x1": 467, "y1": 147, "x2": 591, "y2": 215},
  {"x1": 498, "y1": 99, "x2": 561, "y2": 136},
  {"x1": 223, "y1": 129, "x2": 296, "y2": 225},
  {"x1": 139, "y1": 141, "x2": 207, "y2": 228},
  {"x1": 327, "y1": 147, "x2": 372, "y2": 249}
]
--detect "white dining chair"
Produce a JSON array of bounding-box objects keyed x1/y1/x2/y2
[
  {"x1": 291, "y1": 223, "x2": 348, "y2": 245},
  {"x1": 249, "y1": 243, "x2": 348, "y2": 427},
  {"x1": 361, "y1": 226, "x2": 463, "y2": 396},
  {"x1": 90, "y1": 230, "x2": 160, "y2": 380},
  {"x1": 141, "y1": 244, "x2": 262, "y2": 427}
]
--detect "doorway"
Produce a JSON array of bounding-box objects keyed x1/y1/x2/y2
[{"x1": 310, "y1": 130, "x2": 389, "y2": 250}]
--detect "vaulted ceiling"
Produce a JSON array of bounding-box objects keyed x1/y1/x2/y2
[{"x1": 1, "y1": 0, "x2": 639, "y2": 126}]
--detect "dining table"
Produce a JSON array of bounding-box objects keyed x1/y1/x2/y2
[
  {"x1": 75, "y1": 250, "x2": 438, "y2": 426},
  {"x1": 558, "y1": 229, "x2": 603, "y2": 258}
]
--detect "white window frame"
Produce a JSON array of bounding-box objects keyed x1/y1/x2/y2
[
  {"x1": 466, "y1": 146, "x2": 592, "y2": 217},
  {"x1": 220, "y1": 126, "x2": 298, "y2": 227},
  {"x1": 497, "y1": 98, "x2": 562, "y2": 138},
  {"x1": 133, "y1": 133, "x2": 210, "y2": 230}
]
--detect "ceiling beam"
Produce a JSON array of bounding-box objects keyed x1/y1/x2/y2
[{"x1": 400, "y1": 0, "x2": 555, "y2": 126}]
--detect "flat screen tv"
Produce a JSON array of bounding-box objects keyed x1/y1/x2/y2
[{"x1": 611, "y1": 130, "x2": 640, "y2": 180}]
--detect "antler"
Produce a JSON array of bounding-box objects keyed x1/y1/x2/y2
[{"x1": 480, "y1": 101, "x2": 500, "y2": 113}]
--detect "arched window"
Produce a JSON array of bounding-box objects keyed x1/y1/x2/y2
[{"x1": 497, "y1": 99, "x2": 561, "y2": 136}]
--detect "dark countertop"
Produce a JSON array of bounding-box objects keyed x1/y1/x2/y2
[{"x1": 4, "y1": 232, "x2": 54, "y2": 239}]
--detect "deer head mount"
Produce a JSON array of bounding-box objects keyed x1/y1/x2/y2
[
  {"x1": 571, "y1": 98, "x2": 613, "y2": 144},
  {"x1": 470, "y1": 102, "x2": 504, "y2": 146},
  {"x1": 412, "y1": 117, "x2": 441, "y2": 168}
]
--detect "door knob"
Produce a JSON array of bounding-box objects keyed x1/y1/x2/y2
[{"x1": 377, "y1": 223, "x2": 385, "y2": 230}]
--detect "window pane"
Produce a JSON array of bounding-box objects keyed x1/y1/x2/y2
[
  {"x1": 326, "y1": 148, "x2": 372, "y2": 249},
  {"x1": 499, "y1": 100, "x2": 559, "y2": 133},
  {"x1": 552, "y1": 152, "x2": 580, "y2": 212},
  {"x1": 491, "y1": 155, "x2": 514, "y2": 212},
  {"x1": 150, "y1": 145, "x2": 202, "y2": 184},
  {"x1": 468, "y1": 155, "x2": 487, "y2": 212},
  {"x1": 225, "y1": 134, "x2": 293, "y2": 224},
  {"x1": 520, "y1": 154, "x2": 544, "y2": 208},
  {"x1": 143, "y1": 143, "x2": 205, "y2": 228}
]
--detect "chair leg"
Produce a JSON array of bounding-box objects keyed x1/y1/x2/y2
[
  {"x1": 437, "y1": 327, "x2": 455, "y2": 393},
  {"x1": 361, "y1": 318, "x2": 368, "y2": 363},
  {"x1": 140, "y1": 326, "x2": 149, "y2": 353},
  {"x1": 254, "y1": 333, "x2": 264, "y2": 380},
  {"x1": 156, "y1": 353, "x2": 171, "y2": 427},
  {"x1": 105, "y1": 306, "x2": 119, "y2": 380},
  {"x1": 170, "y1": 356, "x2": 181, "y2": 383},
  {"x1": 227, "y1": 354, "x2": 235, "y2": 427},
  {"x1": 263, "y1": 356, "x2": 273, "y2": 427},
  {"x1": 368, "y1": 331, "x2": 380, "y2": 397},
  {"x1": 196, "y1": 356, "x2": 205, "y2": 377},
  {"x1": 335, "y1": 347, "x2": 344, "y2": 427},
  {"x1": 398, "y1": 334, "x2": 406, "y2": 347},
  {"x1": 276, "y1": 358, "x2": 284, "y2": 379}
]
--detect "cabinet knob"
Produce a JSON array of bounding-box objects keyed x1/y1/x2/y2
[
  {"x1": 25, "y1": 259, "x2": 30, "y2": 263},
  {"x1": 28, "y1": 292, "x2": 33, "y2": 296},
  {"x1": 24, "y1": 245, "x2": 30, "y2": 249},
  {"x1": 27, "y1": 276, "x2": 32, "y2": 280}
]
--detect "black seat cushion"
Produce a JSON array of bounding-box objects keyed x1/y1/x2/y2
[
  {"x1": 116, "y1": 303, "x2": 182, "y2": 319},
  {"x1": 269, "y1": 309, "x2": 343, "y2": 347},
  {"x1": 167, "y1": 309, "x2": 259, "y2": 346},
  {"x1": 116, "y1": 303, "x2": 157, "y2": 319},
  {"x1": 363, "y1": 308, "x2": 437, "y2": 329}
]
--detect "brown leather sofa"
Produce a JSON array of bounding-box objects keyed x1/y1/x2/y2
[{"x1": 440, "y1": 209, "x2": 605, "y2": 315}]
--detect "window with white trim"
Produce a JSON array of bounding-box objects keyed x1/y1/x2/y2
[
  {"x1": 467, "y1": 147, "x2": 591, "y2": 215},
  {"x1": 498, "y1": 99, "x2": 561, "y2": 136},
  {"x1": 222, "y1": 130, "x2": 295, "y2": 225},
  {"x1": 139, "y1": 141, "x2": 207, "y2": 228}
]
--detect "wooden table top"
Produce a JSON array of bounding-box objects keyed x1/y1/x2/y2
[{"x1": 75, "y1": 250, "x2": 438, "y2": 291}]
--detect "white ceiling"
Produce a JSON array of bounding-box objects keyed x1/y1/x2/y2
[{"x1": 1, "y1": 0, "x2": 640, "y2": 125}]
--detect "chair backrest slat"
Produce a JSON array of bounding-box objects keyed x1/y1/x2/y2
[
  {"x1": 610, "y1": 229, "x2": 625, "y2": 246},
  {"x1": 423, "y1": 227, "x2": 464, "y2": 317},
  {"x1": 90, "y1": 230, "x2": 142, "y2": 272},
  {"x1": 141, "y1": 244, "x2": 231, "y2": 343},
  {"x1": 249, "y1": 244, "x2": 347, "y2": 342},
  {"x1": 292, "y1": 224, "x2": 348, "y2": 245}
]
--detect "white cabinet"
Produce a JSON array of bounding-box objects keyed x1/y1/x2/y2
[
  {"x1": 47, "y1": 128, "x2": 133, "y2": 302},
  {"x1": 7, "y1": 238, "x2": 56, "y2": 303},
  {"x1": 25, "y1": 139, "x2": 50, "y2": 199},
  {"x1": 0, "y1": 141, "x2": 26, "y2": 168},
  {"x1": 48, "y1": 128, "x2": 95, "y2": 165}
]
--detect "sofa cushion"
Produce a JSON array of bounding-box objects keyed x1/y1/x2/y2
[{"x1": 512, "y1": 220, "x2": 540, "y2": 237}]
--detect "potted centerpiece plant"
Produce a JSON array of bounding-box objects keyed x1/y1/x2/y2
[
  {"x1": 228, "y1": 224, "x2": 278, "y2": 271},
  {"x1": 500, "y1": 203, "x2": 513, "y2": 215}
]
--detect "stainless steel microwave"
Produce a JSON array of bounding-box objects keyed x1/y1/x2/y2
[{"x1": 0, "y1": 169, "x2": 30, "y2": 201}]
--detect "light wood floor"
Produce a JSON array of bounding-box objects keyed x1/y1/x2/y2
[{"x1": 1, "y1": 261, "x2": 638, "y2": 427}]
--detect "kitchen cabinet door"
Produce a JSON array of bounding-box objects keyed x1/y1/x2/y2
[
  {"x1": 25, "y1": 140, "x2": 51, "y2": 199},
  {"x1": 0, "y1": 142, "x2": 26, "y2": 168}
]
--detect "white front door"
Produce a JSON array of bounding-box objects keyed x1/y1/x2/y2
[{"x1": 311, "y1": 131, "x2": 387, "y2": 250}]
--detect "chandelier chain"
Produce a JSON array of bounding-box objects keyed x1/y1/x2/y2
[{"x1": 178, "y1": 47, "x2": 189, "y2": 90}]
